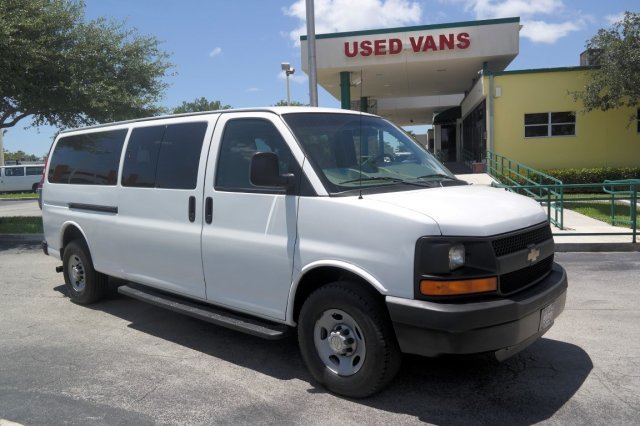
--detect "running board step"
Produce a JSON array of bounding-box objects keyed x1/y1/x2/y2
[{"x1": 117, "y1": 284, "x2": 290, "y2": 340}]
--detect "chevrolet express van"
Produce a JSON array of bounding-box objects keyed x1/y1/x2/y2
[
  {"x1": 42, "y1": 107, "x2": 567, "y2": 397},
  {"x1": 0, "y1": 164, "x2": 44, "y2": 193}
]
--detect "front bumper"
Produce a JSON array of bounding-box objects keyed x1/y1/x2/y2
[{"x1": 386, "y1": 262, "x2": 567, "y2": 359}]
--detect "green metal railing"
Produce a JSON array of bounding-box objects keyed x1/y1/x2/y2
[
  {"x1": 487, "y1": 151, "x2": 565, "y2": 228},
  {"x1": 490, "y1": 180, "x2": 639, "y2": 244},
  {"x1": 487, "y1": 151, "x2": 638, "y2": 243},
  {"x1": 603, "y1": 179, "x2": 640, "y2": 229}
]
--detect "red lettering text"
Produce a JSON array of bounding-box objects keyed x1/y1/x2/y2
[
  {"x1": 389, "y1": 38, "x2": 402, "y2": 54},
  {"x1": 457, "y1": 32, "x2": 470, "y2": 49},
  {"x1": 439, "y1": 34, "x2": 454, "y2": 50},
  {"x1": 410, "y1": 36, "x2": 423, "y2": 52},
  {"x1": 422, "y1": 35, "x2": 437, "y2": 52},
  {"x1": 374, "y1": 39, "x2": 386, "y2": 55},
  {"x1": 344, "y1": 41, "x2": 358, "y2": 58},
  {"x1": 360, "y1": 40, "x2": 373, "y2": 56}
]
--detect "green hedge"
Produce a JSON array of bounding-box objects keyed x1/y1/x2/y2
[
  {"x1": 542, "y1": 167, "x2": 640, "y2": 184},
  {"x1": 542, "y1": 167, "x2": 640, "y2": 193}
]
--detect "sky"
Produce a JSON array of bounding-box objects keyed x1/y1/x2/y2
[{"x1": 5, "y1": 0, "x2": 638, "y2": 156}]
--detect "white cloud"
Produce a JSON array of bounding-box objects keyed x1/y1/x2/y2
[
  {"x1": 284, "y1": 0, "x2": 422, "y2": 45},
  {"x1": 465, "y1": 0, "x2": 565, "y2": 20},
  {"x1": 245, "y1": 87, "x2": 261, "y2": 92},
  {"x1": 605, "y1": 13, "x2": 624, "y2": 25},
  {"x1": 441, "y1": 0, "x2": 584, "y2": 44},
  {"x1": 208, "y1": 47, "x2": 222, "y2": 57},
  {"x1": 520, "y1": 20, "x2": 581, "y2": 44}
]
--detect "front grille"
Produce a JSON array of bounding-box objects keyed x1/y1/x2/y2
[
  {"x1": 499, "y1": 255, "x2": 554, "y2": 295},
  {"x1": 491, "y1": 224, "x2": 553, "y2": 257}
]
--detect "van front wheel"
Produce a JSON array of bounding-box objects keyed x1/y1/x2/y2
[
  {"x1": 63, "y1": 240, "x2": 106, "y2": 304},
  {"x1": 297, "y1": 282, "x2": 401, "y2": 398}
]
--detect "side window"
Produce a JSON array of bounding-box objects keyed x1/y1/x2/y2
[
  {"x1": 26, "y1": 166, "x2": 44, "y2": 176},
  {"x1": 215, "y1": 119, "x2": 292, "y2": 192},
  {"x1": 122, "y1": 126, "x2": 165, "y2": 187},
  {"x1": 122, "y1": 122, "x2": 207, "y2": 189},
  {"x1": 48, "y1": 129, "x2": 127, "y2": 185},
  {"x1": 5, "y1": 167, "x2": 25, "y2": 177}
]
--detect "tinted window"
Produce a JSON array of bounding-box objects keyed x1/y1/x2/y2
[
  {"x1": 122, "y1": 126, "x2": 165, "y2": 187},
  {"x1": 26, "y1": 166, "x2": 44, "y2": 176},
  {"x1": 48, "y1": 130, "x2": 127, "y2": 185},
  {"x1": 215, "y1": 119, "x2": 293, "y2": 192},
  {"x1": 122, "y1": 122, "x2": 207, "y2": 189},
  {"x1": 4, "y1": 167, "x2": 25, "y2": 177}
]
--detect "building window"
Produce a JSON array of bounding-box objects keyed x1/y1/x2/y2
[{"x1": 524, "y1": 112, "x2": 575, "y2": 138}]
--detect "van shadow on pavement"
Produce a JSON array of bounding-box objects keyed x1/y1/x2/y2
[{"x1": 54, "y1": 282, "x2": 592, "y2": 424}]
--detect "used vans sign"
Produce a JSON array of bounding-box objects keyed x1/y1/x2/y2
[{"x1": 344, "y1": 32, "x2": 471, "y2": 57}]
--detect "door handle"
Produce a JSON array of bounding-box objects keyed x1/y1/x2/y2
[
  {"x1": 205, "y1": 197, "x2": 213, "y2": 224},
  {"x1": 188, "y1": 196, "x2": 196, "y2": 222}
]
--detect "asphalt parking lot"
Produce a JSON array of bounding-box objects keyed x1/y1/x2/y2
[{"x1": 0, "y1": 243, "x2": 638, "y2": 425}]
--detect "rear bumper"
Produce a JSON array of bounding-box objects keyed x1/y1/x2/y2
[{"x1": 386, "y1": 262, "x2": 567, "y2": 359}]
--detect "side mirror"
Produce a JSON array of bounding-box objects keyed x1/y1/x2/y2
[{"x1": 250, "y1": 152, "x2": 295, "y2": 190}]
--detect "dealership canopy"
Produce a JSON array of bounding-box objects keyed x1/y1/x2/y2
[{"x1": 301, "y1": 17, "x2": 520, "y2": 125}]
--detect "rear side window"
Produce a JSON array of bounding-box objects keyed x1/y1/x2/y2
[
  {"x1": 122, "y1": 122, "x2": 207, "y2": 189},
  {"x1": 4, "y1": 167, "x2": 25, "y2": 177},
  {"x1": 26, "y1": 167, "x2": 44, "y2": 176},
  {"x1": 48, "y1": 129, "x2": 127, "y2": 185}
]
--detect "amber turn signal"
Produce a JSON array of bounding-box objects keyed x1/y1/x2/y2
[{"x1": 420, "y1": 277, "x2": 498, "y2": 296}]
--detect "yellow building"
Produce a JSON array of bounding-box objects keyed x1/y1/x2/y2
[{"x1": 480, "y1": 67, "x2": 640, "y2": 170}]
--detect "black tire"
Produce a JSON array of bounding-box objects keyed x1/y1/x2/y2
[
  {"x1": 297, "y1": 282, "x2": 402, "y2": 398},
  {"x1": 62, "y1": 240, "x2": 107, "y2": 304}
]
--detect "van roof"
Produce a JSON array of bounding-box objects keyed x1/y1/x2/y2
[{"x1": 59, "y1": 107, "x2": 377, "y2": 134}]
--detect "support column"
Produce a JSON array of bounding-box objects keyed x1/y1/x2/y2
[
  {"x1": 360, "y1": 96, "x2": 368, "y2": 113},
  {"x1": 340, "y1": 71, "x2": 351, "y2": 110}
]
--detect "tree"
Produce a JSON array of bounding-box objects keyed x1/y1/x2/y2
[
  {"x1": 273, "y1": 100, "x2": 309, "y2": 107},
  {"x1": 173, "y1": 98, "x2": 231, "y2": 114},
  {"x1": 3, "y1": 149, "x2": 40, "y2": 162},
  {"x1": 572, "y1": 12, "x2": 640, "y2": 122},
  {"x1": 0, "y1": 0, "x2": 173, "y2": 131}
]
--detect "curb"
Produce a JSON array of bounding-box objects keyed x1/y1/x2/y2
[
  {"x1": 0, "y1": 234, "x2": 43, "y2": 243},
  {"x1": 555, "y1": 242, "x2": 640, "y2": 253}
]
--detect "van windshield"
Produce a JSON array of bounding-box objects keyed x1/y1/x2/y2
[{"x1": 283, "y1": 113, "x2": 462, "y2": 194}]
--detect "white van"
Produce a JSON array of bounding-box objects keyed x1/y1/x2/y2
[
  {"x1": 0, "y1": 164, "x2": 44, "y2": 193},
  {"x1": 42, "y1": 107, "x2": 567, "y2": 397}
]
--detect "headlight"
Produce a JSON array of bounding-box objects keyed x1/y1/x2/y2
[{"x1": 448, "y1": 243, "x2": 465, "y2": 270}]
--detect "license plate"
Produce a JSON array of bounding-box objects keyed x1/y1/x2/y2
[{"x1": 539, "y1": 303, "x2": 555, "y2": 331}]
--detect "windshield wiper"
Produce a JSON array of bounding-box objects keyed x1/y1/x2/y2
[
  {"x1": 416, "y1": 173, "x2": 460, "y2": 181},
  {"x1": 339, "y1": 176, "x2": 405, "y2": 185},
  {"x1": 339, "y1": 176, "x2": 432, "y2": 187}
]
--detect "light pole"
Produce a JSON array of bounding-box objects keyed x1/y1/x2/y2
[{"x1": 281, "y1": 62, "x2": 295, "y2": 105}]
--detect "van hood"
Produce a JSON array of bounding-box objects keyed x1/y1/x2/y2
[{"x1": 367, "y1": 185, "x2": 548, "y2": 237}]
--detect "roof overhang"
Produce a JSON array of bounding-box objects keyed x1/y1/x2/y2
[{"x1": 301, "y1": 18, "x2": 520, "y2": 126}]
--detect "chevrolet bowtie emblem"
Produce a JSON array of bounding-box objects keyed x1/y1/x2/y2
[{"x1": 527, "y1": 246, "x2": 540, "y2": 263}]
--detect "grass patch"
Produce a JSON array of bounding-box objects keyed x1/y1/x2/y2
[
  {"x1": 0, "y1": 192, "x2": 38, "y2": 199},
  {"x1": 0, "y1": 217, "x2": 43, "y2": 234},
  {"x1": 563, "y1": 195, "x2": 635, "y2": 227}
]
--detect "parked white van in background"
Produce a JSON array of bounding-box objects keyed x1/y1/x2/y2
[
  {"x1": 41, "y1": 107, "x2": 567, "y2": 397},
  {"x1": 0, "y1": 164, "x2": 44, "y2": 193}
]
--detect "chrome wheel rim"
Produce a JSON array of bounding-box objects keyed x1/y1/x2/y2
[
  {"x1": 314, "y1": 309, "x2": 366, "y2": 376},
  {"x1": 68, "y1": 254, "x2": 86, "y2": 292}
]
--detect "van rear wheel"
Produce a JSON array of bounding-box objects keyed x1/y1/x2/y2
[
  {"x1": 63, "y1": 240, "x2": 107, "y2": 304},
  {"x1": 297, "y1": 282, "x2": 402, "y2": 398}
]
